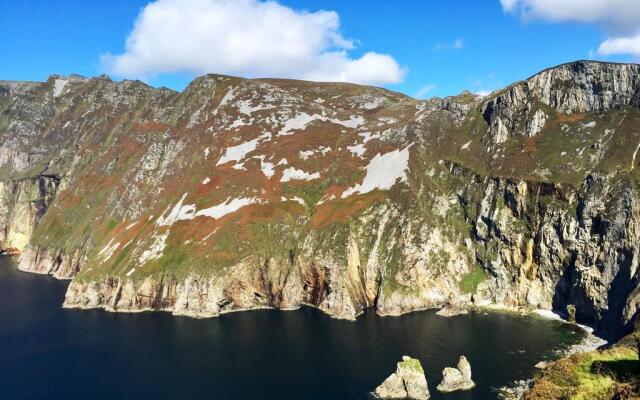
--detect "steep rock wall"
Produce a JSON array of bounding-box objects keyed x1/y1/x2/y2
[{"x1": 0, "y1": 176, "x2": 59, "y2": 254}]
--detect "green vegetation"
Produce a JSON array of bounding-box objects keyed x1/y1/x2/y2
[
  {"x1": 459, "y1": 264, "x2": 487, "y2": 294},
  {"x1": 106, "y1": 219, "x2": 118, "y2": 231},
  {"x1": 526, "y1": 346, "x2": 639, "y2": 400},
  {"x1": 399, "y1": 357, "x2": 424, "y2": 374}
]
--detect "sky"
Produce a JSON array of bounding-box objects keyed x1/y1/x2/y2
[{"x1": 1, "y1": 0, "x2": 639, "y2": 98}]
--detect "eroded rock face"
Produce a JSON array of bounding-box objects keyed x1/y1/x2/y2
[
  {"x1": 374, "y1": 356, "x2": 430, "y2": 399},
  {"x1": 436, "y1": 355, "x2": 475, "y2": 392},
  {"x1": 0, "y1": 176, "x2": 59, "y2": 254},
  {"x1": 482, "y1": 61, "x2": 640, "y2": 144}
]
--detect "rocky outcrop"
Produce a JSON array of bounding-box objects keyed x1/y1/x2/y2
[
  {"x1": 0, "y1": 176, "x2": 60, "y2": 254},
  {"x1": 482, "y1": 61, "x2": 640, "y2": 143},
  {"x1": 436, "y1": 355, "x2": 475, "y2": 392},
  {"x1": 374, "y1": 356, "x2": 430, "y2": 399},
  {"x1": 436, "y1": 302, "x2": 469, "y2": 317},
  {"x1": 17, "y1": 245, "x2": 84, "y2": 279}
]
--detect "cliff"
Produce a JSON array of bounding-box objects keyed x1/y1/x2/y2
[{"x1": 3, "y1": 60, "x2": 640, "y2": 340}]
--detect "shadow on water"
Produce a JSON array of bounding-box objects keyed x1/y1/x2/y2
[{"x1": 0, "y1": 256, "x2": 584, "y2": 400}]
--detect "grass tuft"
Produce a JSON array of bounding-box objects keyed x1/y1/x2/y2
[{"x1": 459, "y1": 264, "x2": 487, "y2": 294}]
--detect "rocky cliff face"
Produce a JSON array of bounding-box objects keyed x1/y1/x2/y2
[
  {"x1": 3, "y1": 61, "x2": 640, "y2": 340},
  {"x1": 0, "y1": 176, "x2": 59, "y2": 254}
]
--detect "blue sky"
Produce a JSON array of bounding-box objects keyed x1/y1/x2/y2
[{"x1": 1, "y1": 0, "x2": 638, "y2": 98}]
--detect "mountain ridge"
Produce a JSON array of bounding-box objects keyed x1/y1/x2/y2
[{"x1": 2, "y1": 60, "x2": 640, "y2": 341}]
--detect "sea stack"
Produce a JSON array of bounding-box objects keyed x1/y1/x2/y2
[
  {"x1": 436, "y1": 355, "x2": 475, "y2": 392},
  {"x1": 374, "y1": 356, "x2": 430, "y2": 399}
]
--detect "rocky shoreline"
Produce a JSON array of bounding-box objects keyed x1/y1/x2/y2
[
  {"x1": 15, "y1": 247, "x2": 616, "y2": 328},
  {"x1": 496, "y1": 313, "x2": 607, "y2": 399}
]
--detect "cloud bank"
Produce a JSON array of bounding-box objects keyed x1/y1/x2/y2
[
  {"x1": 500, "y1": 0, "x2": 640, "y2": 56},
  {"x1": 102, "y1": 0, "x2": 405, "y2": 85}
]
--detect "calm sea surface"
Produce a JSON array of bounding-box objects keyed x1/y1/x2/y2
[{"x1": 0, "y1": 256, "x2": 583, "y2": 400}]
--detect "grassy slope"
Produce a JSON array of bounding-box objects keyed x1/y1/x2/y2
[{"x1": 526, "y1": 333, "x2": 640, "y2": 400}]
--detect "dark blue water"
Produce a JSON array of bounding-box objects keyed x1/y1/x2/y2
[{"x1": 0, "y1": 256, "x2": 583, "y2": 400}]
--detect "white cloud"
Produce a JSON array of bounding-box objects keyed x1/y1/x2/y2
[
  {"x1": 598, "y1": 34, "x2": 640, "y2": 56},
  {"x1": 415, "y1": 84, "x2": 436, "y2": 99},
  {"x1": 102, "y1": 0, "x2": 405, "y2": 85},
  {"x1": 500, "y1": 0, "x2": 640, "y2": 57},
  {"x1": 474, "y1": 89, "x2": 493, "y2": 97},
  {"x1": 432, "y1": 38, "x2": 464, "y2": 52},
  {"x1": 500, "y1": 0, "x2": 640, "y2": 32}
]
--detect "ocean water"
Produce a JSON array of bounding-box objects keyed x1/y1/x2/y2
[{"x1": 0, "y1": 256, "x2": 584, "y2": 400}]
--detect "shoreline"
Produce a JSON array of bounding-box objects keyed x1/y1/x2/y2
[{"x1": 496, "y1": 311, "x2": 607, "y2": 399}]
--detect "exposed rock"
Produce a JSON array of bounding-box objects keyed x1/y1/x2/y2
[
  {"x1": 18, "y1": 245, "x2": 84, "y2": 279},
  {"x1": 374, "y1": 356, "x2": 430, "y2": 399},
  {"x1": 534, "y1": 361, "x2": 549, "y2": 369},
  {"x1": 436, "y1": 355, "x2": 475, "y2": 392},
  {"x1": 0, "y1": 176, "x2": 60, "y2": 253},
  {"x1": 436, "y1": 302, "x2": 469, "y2": 317}
]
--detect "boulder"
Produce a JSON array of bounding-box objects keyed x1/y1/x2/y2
[
  {"x1": 436, "y1": 303, "x2": 469, "y2": 317},
  {"x1": 374, "y1": 356, "x2": 430, "y2": 399},
  {"x1": 436, "y1": 355, "x2": 475, "y2": 392}
]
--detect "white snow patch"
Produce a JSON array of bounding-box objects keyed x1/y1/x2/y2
[
  {"x1": 347, "y1": 143, "x2": 367, "y2": 157},
  {"x1": 342, "y1": 145, "x2": 412, "y2": 198},
  {"x1": 361, "y1": 98, "x2": 384, "y2": 110},
  {"x1": 229, "y1": 117, "x2": 250, "y2": 129},
  {"x1": 126, "y1": 268, "x2": 136, "y2": 276},
  {"x1": 214, "y1": 87, "x2": 235, "y2": 115},
  {"x1": 204, "y1": 147, "x2": 210, "y2": 158},
  {"x1": 377, "y1": 116, "x2": 397, "y2": 124},
  {"x1": 125, "y1": 221, "x2": 138, "y2": 230},
  {"x1": 216, "y1": 133, "x2": 269, "y2": 165},
  {"x1": 139, "y1": 232, "x2": 168, "y2": 264},
  {"x1": 156, "y1": 194, "x2": 196, "y2": 227},
  {"x1": 279, "y1": 113, "x2": 365, "y2": 135},
  {"x1": 202, "y1": 177, "x2": 211, "y2": 185},
  {"x1": 53, "y1": 79, "x2": 68, "y2": 97},
  {"x1": 316, "y1": 194, "x2": 336, "y2": 205},
  {"x1": 583, "y1": 121, "x2": 597, "y2": 128},
  {"x1": 279, "y1": 113, "x2": 322, "y2": 135},
  {"x1": 359, "y1": 131, "x2": 380, "y2": 143},
  {"x1": 157, "y1": 194, "x2": 264, "y2": 226},
  {"x1": 201, "y1": 228, "x2": 219, "y2": 242},
  {"x1": 236, "y1": 99, "x2": 272, "y2": 116},
  {"x1": 337, "y1": 115, "x2": 365, "y2": 128},
  {"x1": 280, "y1": 167, "x2": 320, "y2": 182},
  {"x1": 299, "y1": 150, "x2": 314, "y2": 160},
  {"x1": 195, "y1": 197, "x2": 261, "y2": 219},
  {"x1": 292, "y1": 196, "x2": 306, "y2": 206},
  {"x1": 98, "y1": 238, "x2": 120, "y2": 262},
  {"x1": 299, "y1": 147, "x2": 331, "y2": 159},
  {"x1": 260, "y1": 159, "x2": 275, "y2": 178},
  {"x1": 460, "y1": 140, "x2": 472, "y2": 150}
]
